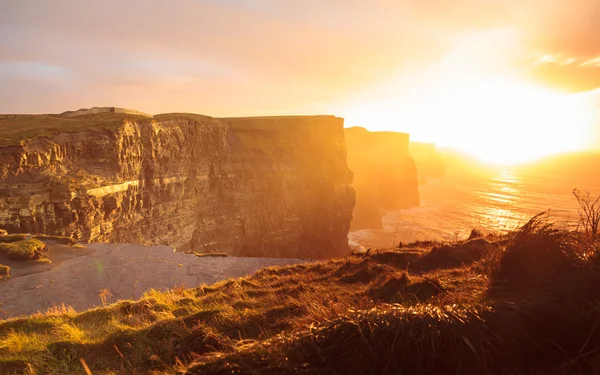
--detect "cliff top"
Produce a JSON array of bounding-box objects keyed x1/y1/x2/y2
[
  {"x1": 344, "y1": 126, "x2": 411, "y2": 153},
  {"x1": 345, "y1": 126, "x2": 410, "y2": 138},
  {"x1": 0, "y1": 110, "x2": 344, "y2": 147},
  {"x1": 222, "y1": 115, "x2": 340, "y2": 120},
  {"x1": 154, "y1": 113, "x2": 215, "y2": 123},
  {"x1": 59, "y1": 107, "x2": 152, "y2": 118},
  {"x1": 0, "y1": 112, "x2": 150, "y2": 147}
]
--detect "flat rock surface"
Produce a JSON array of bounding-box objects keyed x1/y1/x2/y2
[{"x1": 0, "y1": 244, "x2": 307, "y2": 319}]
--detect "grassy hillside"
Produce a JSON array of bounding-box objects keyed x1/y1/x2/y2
[{"x1": 1, "y1": 214, "x2": 599, "y2": 374}]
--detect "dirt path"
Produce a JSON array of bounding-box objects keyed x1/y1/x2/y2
[{"x1": 0, "y1": 244, "x2": 307, "y2": 319}]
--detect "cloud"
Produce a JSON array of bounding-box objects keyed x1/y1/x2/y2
[
  {"x1": 0, "y1": 0, "x2": 445, "y2": 113},
  {"x1": 529, "y1": 55, "x2": 600, "y2": 92},
  {"x1": 0, "y1": 0, "x2": 599, "y2": 113}
]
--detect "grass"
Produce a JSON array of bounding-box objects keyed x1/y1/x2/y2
[
  {"x1": 0, "y1": 232, "x2": 78, "y2": 265},
  {"x1": 0, "y1": 239, "x2": 48, "y2": 261},
  {"x1": 153, "y1": 113, "x2": 216, "y2": 124},
  {"x1": 0, "y1": 112, "x2": 333, "y2": 148},
  {"x1": 0, "y1": 264, "x2": 9, "y2": 279},
  {"x1": 31, "y1": 235, "x2": 76, "y2": 246},
  {"x1": 0, "y1": 235, "x2": 28, "y2": 243},
  {"x1": 0, "y1": 113, "x2": 151, "y2": 147},
  {"x1": 0, "y1": 214, "x2": 599, "y2": 374}
]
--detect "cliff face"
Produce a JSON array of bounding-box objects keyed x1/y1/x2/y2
[
  {"x1": 0, "y1": 113, "x2": 354, "y2": 258},
  {"x1": 344, "y1": 127, "x2": 419, "y2": 230}
]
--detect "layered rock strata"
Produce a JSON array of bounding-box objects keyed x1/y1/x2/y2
[{"x1": 0, "y1": 112, "x2": 355, "y2": 258}]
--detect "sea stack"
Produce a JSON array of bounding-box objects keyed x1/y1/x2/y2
[{"x1": 345, "y1": 126, "x2": 420, "y2": 230}]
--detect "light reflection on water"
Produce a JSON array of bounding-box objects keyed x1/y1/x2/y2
[
  {"x1": 477, "y1": 207, "x2": 526, "y2": 231},
  {"x1": 348, "y1": 164, "x2": 600, "y2": 250},
  {"x1": 475, "y1": 169, "x2": 527, "y2": 231}
]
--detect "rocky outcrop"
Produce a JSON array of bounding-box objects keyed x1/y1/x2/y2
[
  {"x1": 345, "y1": 127, "x2": 419, "y2": 230},
  {"x1": 0, "y1": 112, "x2": 355, "y2": 258}
]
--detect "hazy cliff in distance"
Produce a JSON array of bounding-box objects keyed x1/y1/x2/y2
[
  {"x1": 409, "y1": 142, "x2": 447, "y2": 180},
  {"x1": 345, "y1": 127, "x2": 420, "y2": 230}
]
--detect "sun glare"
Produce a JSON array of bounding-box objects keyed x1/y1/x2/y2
[
  {"x1": 338, "y1": 30, "x2": 595, "y2": 165},
  {"x1": 340, "y1": 77, "x2": 593, "y2": 166},
  {"x1": 428, "y1": 79, "x2": 593, "y2": 165}
]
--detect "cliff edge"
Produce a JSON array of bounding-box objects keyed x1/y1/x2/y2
[{"x1": 0, "y1": 111, "x2": 355, "y2": 258}]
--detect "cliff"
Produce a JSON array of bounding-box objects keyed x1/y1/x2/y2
[
  {"x1": 0, "y1": 111, "x2": 355, "y2": 258},
  {"x1": 409, "y1": 142, "x2": 446, "y2": 180},
  {"x1": 344, "y1": 127, "x2": 419, "y2": 230}
]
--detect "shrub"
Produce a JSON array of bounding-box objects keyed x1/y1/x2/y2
[
  {"x1": 573, "y1": 188, "x2": 600, "y2": 238},
  {"x1": 490, "y1": 211, "x2": 596, "y2": 298},
  {"x1": 0, "y1": 239, "x2": 47, "y2": 260},
  {"x1": 0, "y1": 264, "x2": 9, "y2": 279}
]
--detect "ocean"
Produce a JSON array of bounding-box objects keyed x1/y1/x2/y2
[{"x1": 348, "y1": 154, "x2": 600, "y2": 250}]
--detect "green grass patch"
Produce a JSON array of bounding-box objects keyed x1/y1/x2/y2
[
  {"x1": 0, "y1": 113, "x2": 151, "y2": 147},
  {"x1": 0, "y1": 239, "x2": 47, "y2": 261},
  {"x1": 31, "y1": 235, "x2": 76, "y2": 245},
  {"x1": 0, "y1": 264, "x2": 9, "y2": 279}
]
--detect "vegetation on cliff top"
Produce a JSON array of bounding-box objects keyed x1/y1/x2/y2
[
  {"x1": 0, "y1": 113, "x2": 151, "y2": 147},
  {"x1": 0, "y1": 112, "x2": 337, "y2": 149},
  {"x1": 0, "y1": 212, "x2": 599, "y2": 374}
]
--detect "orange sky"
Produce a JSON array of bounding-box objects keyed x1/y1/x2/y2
[{"x1": 1, "y1": 0, "x2": 600, "y2": 162}]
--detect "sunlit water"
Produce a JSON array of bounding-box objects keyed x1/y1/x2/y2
[{"x1": 348, "y1": 162, "x2": 600, "y2": 250}]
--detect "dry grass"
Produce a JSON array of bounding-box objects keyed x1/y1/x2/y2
[
  {"x1": 0, "y1": 214, "x2": 599, "y2": 374},
  {"x1": 0, "y1": 113, "x2": 150, "y2": 147},
  {"x1": 187, "y1": 215, "x2": 600, "y2": 375},
  {"x1": 0, "y1": 241, "x2": 480, "y2": 374}
]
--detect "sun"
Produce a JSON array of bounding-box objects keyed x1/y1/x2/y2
[
  {"x1": 335, "y1": 28, "x2": 596, "y2": 165},
  {"x1": 340, "y1": 77, "x2": 594, "y2": 166},
  {"x1": 428, "y1": 78, "x2": 594, "y2": 165}
]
